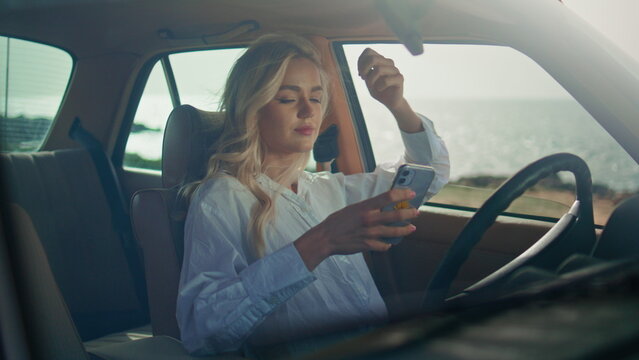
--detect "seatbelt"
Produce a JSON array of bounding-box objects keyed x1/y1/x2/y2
[{"x1": 69, "y1": 117, "x2": 148, "y2": 315}]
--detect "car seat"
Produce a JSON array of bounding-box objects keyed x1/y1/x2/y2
[
  {"x1": 3, "y1": 202, "x2": 244, "y2": 360},
  {"x1": 592, "y1": 194, "x2": 639, "y2": 260},
  {"x1": 130, "y1": 105, "x2": 224, "y2": 339}
]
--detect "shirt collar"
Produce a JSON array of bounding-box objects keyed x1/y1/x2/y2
[{"x1": 256, "y1": 172, "x2": 311, "y2": 202}]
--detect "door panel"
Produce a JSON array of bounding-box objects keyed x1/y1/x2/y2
[{"x1": 373, "y1": 206, "x2": 553, "y2": 317}]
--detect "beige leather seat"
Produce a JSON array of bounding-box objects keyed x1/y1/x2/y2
[
  {"x1": 131, "y1": 105, "x2": 224, "y2": 339},
  {"x1": 0, "y1": 149, "x2": 148, "y2": 341},
  {"x1": 4, "y1": 202, "x2": 244, "y2": 359}
]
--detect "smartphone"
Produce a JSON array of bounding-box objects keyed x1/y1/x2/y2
[{"x1": 381, "y1": 164, "x2": 436, "y2": 244}]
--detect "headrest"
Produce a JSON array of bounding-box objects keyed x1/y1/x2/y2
[{"x1": 161, "y1": 105, "x2": 225, "y2": 188}]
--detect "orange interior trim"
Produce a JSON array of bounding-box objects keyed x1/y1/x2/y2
[{"x1": 309, "y1": 36, "x2": 364, "y2": 175}]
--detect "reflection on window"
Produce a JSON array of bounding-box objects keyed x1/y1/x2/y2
[
  {"x1": 343, "y1": 43, "x2": 639, "y2": 224},
  {"x1": 0, "y1": 36, "x2": 73, "y2": 152}
]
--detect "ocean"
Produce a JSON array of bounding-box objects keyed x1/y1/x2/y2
[{"x1": 366, "y1": 98, "x2": 639, "y2": 193}]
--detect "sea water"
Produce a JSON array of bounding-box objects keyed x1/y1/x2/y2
[{"x1": 366, "y1": 98, "x2": 639, "y2": 194}]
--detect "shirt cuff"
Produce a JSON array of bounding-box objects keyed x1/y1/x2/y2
[
  {"x1": 400, "y1": 113, "x2": 436, "y2": 164},
  {"x1": 240, "y1": 243, "x2": 316, "y2": 311}
]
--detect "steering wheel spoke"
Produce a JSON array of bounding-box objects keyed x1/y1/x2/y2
[{"x1": 422, "y1": 153, "x2": 597, "y2": 311}]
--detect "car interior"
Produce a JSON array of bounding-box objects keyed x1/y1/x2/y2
[{"x1": 1, "y1": 0, "x2": 638, "y2": 359}]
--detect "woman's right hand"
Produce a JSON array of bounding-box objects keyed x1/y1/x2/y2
[{"x1": 294, "y1": 188, "x2": 419, "y2": 271}]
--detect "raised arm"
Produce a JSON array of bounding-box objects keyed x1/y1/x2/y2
[
  {"x1": 341, "y1": 48, "x2": 450, "y2": 204},
  {"x1": 357, "y1": 47, "x2": 423, "y2": 133}
]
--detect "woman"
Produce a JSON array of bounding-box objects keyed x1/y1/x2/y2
[{"x1": 177, "y1": 34, "x2": 449, "y2": 356}]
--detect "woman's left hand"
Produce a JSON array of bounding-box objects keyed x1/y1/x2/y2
[
  {"x1": 357, "y1": 48, "x2": 405, "y2": 111},
  {"x1": 357, "y1": 48, "x2": 423, "y2": 134}
]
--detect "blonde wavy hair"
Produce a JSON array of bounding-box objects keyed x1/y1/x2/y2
[{"x1": 194, "y1": 34, "x2": 329, "y2": 258}]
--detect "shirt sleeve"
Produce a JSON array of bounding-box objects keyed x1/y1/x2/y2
[
  {"x1": 344, "y1": 113, "x2": 450, "y2": 205},
  {"x1": 176, "y1": 184, "x2": 316, "y2": 355}
]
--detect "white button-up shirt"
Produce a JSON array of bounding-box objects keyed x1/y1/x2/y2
[{"x1": 177, "y1": 116, "x2": 449, "y2": 355}]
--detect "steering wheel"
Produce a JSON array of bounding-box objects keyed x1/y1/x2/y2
[{"x1": 422, "y1": 153, "x2": 597, "y2": 311}]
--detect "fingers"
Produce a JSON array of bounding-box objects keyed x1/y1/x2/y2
[
  {"x1": 362, "y1": 207, "x2": 419, "y2": 227},
  {"x1": 358, "y1": 188, "x2": 416, "y2": 211},
  {"x1": 358, "y1": 51, "x2": 401, "y2": 90},
  {"x1": 330, "y1": 222, "x2": 416, "y2": 254},
  {"x1": 357, "y1": 48, "x2": 405, "y2": 109},
  {"x1": 357, "y1": 48, "x2": 393, "y2": 77},
  {"x1": 365, "y1": 239, "x2": 393, "y2": 252},
  {"x1": 363, "y1": 222, "x2": 417, "y2": 238},
  {"x1": 323, "y1": 186, "x2": 419, "y2": 256},
  {"x1": 366, "y1": 67, "x2": 404, "y2": 94},
  {"x1": 357, "y1": 47, "x2": 377, "y2": 76},
  {"x1": 358, "y1": 49, "x2": 399, "y2": 73},
  {"x1": 358, "y1": 54, "x2": 395, "y2": 77}
]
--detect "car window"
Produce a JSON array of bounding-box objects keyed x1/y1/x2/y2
[
  {"x1": 169, "y1": 48, "x2": 244, "y2": 109},
  {"x1": 0, "y1": 36, "x2": 73, "y2": 152},
  {"x1": 341, "y1": 43, "x2": 639, "y2": 225},
  {"x1": 124, "y1": 61, "x2": 172, "y2": 170},
  {"x1": 124, "y1": 48, "x2": 245, "y2": 171}
]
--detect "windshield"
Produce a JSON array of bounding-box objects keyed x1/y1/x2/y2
[{"x1": 341, "y1": 43, "x2": 639, "y2": 225}]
